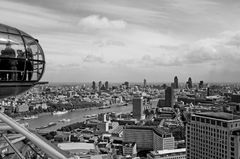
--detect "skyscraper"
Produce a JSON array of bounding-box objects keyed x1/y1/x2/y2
[
  {"x1": 98, "y1": 81, "x2": 102, "y2": 90},
  {"x1": 92, "y1": 81, "x2": 96, "y2": 90},
  {"x1": 124, "y1": 81, "x2": 129, "y2": 89},
  {"x1": 165, "y1": 87, "x2": 175, "y2": 107},
  {"x1": 105, "y1": 81, "x2": 109, "y2": 90},
  {"x1": 144, "y1": 79, "x2": 147, "y2": 88},
  {"x1": 134, "y1": 86, "x2": 139, "y2": 92},
  {"x1": 207, "y1": 87, "x2": 210, "y2": 96},
  {"x1": 199, "y1": 80, "x2": 204, "y2": 89},
  {"x1": 186, "y1": 112, "x2": 240, "y2": 159},
  {"x1": 132, "y1": 95, "x2": 144, "y2": 120},
  {"x1": 174, "y1": 76, "x2": 178, "y2": 89},
  {"x1": 186, "y1": 77, "x2": 192, "y2": 89}
]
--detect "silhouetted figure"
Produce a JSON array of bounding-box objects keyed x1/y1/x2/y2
[
  {"x1": 17, "y1": 50, "x2": 25, "y2": 80},
  {"x1": 0, "y1": 48, "x2": 10, "y2": 80},
  {"x1": 26, "y1": 46, "x2": 33, "y2": 81},
  {"x1": 0, "y1": 53, "x2": 8, "y2": 80},
  {"x1": 1, "y1": 43, "x2": 16, "y2": 80}
]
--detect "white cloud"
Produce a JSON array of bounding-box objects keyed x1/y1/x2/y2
[
  {"x1": 173, "y1": 30, "x2": 240, "y2": 68},
  {"x1": 83, "y1": 54, "x2": 105, "y2": 63},
  {"x1": 115, "y1": 30, "x2": 240, "y2": 69},
  {"x1": 78, "y1": 15, "x2": 127, "y2": 30},
  {"x1": 3, "y1": 0, "x2": 240, "y2": 82},
  {"x1": 224, "y1": 32, "x2": 240, "y2": 48},
  {"x1": 141, "y1": 54, "x2": 182, "y2": 67}
]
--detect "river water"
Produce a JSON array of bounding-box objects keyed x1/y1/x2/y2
[{"x1": 23, "y1": 104, "x2": 133, "y2": 131}]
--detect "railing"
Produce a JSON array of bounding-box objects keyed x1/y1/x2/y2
[
  {"x1": 0, "y1": 57, "x2": 44, "y2": 82},
  {"x1": 0, "y1": 111, "x2": 71, "y2": 159}
]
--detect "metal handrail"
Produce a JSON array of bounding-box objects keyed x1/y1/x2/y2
[
  {"x1": 0, "y1": 112, "x2": 70, "y2": 159},
  {"x1": 0, "y1": 70, "x2": 24, "y2": 72},
  {"x1": 0, "y1": 57, "x2": 45, "y2": 63},
  {"x1": 0, "y1": 57, "x2": 44, "y2": 81},
  {"x1": 0, "y1": 69, "x2": 42, "y2": 72}
]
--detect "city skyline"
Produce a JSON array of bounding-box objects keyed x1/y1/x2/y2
[{"x1": 1, "y1": 0, "x2": 240, "y2": 82}]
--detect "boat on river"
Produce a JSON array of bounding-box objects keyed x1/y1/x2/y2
[
  {"x1": 58, "y1": 118, "x2": 71, "y2": 123},
  {"x1": 99, "y1": 106, "x2": 111, "y2": 109},
  {"x1": 22, "y1": 115, "x2": 38, "y2": 120},
  {"x1": 83, "y1": 114, "x2": 97, "y2": 118},
  {"x1": 36, "y1": 122, "x2": 57, "y2": 130},
  {"x1": 52, "y1": 110, "x2": 68, "y2": 115}
]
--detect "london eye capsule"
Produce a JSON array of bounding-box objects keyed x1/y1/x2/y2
[{"x1": 0, "y1": 23, "x2": 45, "y2": 99}]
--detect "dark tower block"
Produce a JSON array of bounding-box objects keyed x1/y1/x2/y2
[{"x1": 165, "y1": 87, "x2": 175, "y2": 107}]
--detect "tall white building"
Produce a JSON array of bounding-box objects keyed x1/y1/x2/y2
[{"x1": 186, "y1": 112, "x2": 240, "y2": 159}]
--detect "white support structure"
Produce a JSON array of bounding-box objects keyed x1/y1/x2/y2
[
  {"x1": 2, "y1": 134, "x2": 25, "y2": 159},
  {"x1": 0, "y1": 112, "x2": 70, "y2": 159}
]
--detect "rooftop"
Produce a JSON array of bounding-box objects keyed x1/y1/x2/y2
[
  {"x1": 125, "y1": 126, "x2": 171, "y2": 136},
  {"x1": 195, "y1": 112, "x2": 240, "y2": 121},
  {"x1": 58, "y1": 143, "x2": 95, "y2": 151},
  {"x1": 123, "y1": 142, "x2": 136, "y2": 147},
  {"x1": 151, "y1": 148, "x2": 186, "y2": 155},
  {"x1": 111, "y1": 125, "x2": 123, "y2": 134},
  {"x1": 31, "y1": 130, "x2": 71, "y2": 158}
]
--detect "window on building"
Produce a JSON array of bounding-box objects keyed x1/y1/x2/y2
[{"x1": 211, "y1": 120, "x2": 215, "y2": 125}]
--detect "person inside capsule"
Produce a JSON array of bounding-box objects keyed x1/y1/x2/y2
[
  {"x1": 26, "y1": 44, "x2": 33, "y2": 81},
  {"x1": 17, "y1": 49, "x2": 25, "y2": 80},
  {"x1": 0, "y1": 51, "x2": 8, "y2": 80},
  {"x1": 0, "y1": 42, "x2": 17, "y2": 81}
]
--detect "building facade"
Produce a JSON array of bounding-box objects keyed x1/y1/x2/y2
[
  {"x1": 186, "y1": 77, "x2": 192, "y2": 89},
  {"x1": 231, "y1": 94, "x2": 240, "y2": 103},
  {"x1": 105, "y1": 81, "x2": 109, "y2": 90},
  {"x1": 92, "y1": 81, "x2": 96, "y2": 90},
  {"x1": 123, "y1": 142, "x2": 137, "y2": 157},
  {"x1": 186, "y1": 112, "x2": 240, "y2": 159},
  {"x1": 144, "y1": 79, "x2": 147, "y2": 88},
  {"x1": 174, "y1": 76, "x2": 178, "y2": 89},
  {"x1": 123, "y1": 126, "x2": 174, "y2": 151},
  {"x1": 98, "y1": 81, "x2": 102, "y2": 91},
  {"x1": 165, "y1": 87, "x2": 175, "y2": 108},
  {"x1": 132, "y1": 95, "x2": 144, "y2": 120},
  {"x1": 199, "y1": 81, "x2": 204, "y2": 89}
]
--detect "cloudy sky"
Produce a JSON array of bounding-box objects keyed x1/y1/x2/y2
[{"x1": 1, "y1": 0, "x2": 240, "y2": 83}]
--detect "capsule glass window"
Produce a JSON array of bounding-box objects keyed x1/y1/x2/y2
[
  {"x1": 0, "y1": 33, "x2": 26, "y2": 81},
  {"x1": 0, "y1": 23, "x2": 45, "y2": 83},
  {"x1": 23, "y1": 37, "x2": 45, "y2": 81}
]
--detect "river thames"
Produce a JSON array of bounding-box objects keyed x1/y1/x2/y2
[{"x1": 24, "y1": 104, "x2": 133, "y2": 131}]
